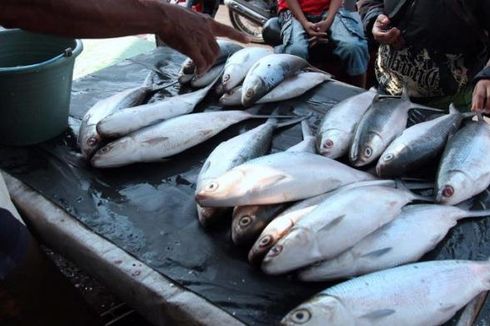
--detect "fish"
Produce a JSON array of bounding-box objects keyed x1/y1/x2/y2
[
  {"x1": 79, "y1": 73, "x2": 156, "y2": 159},
  {"x1": 191, "y1": 64, "x2": 225, "y2": 88},
  {"x1": 282, "y1": 260, "x2": 490, "y2": 326},
  {"x1": 222, "y1": 47, "x2": 272, "y2": 92},
  {"x1": 241, "y1": 54, "x2": 326, "y2": 106},
  {"x1": 247, "y1": 180, "x2": 396, "y2": 266},
  {"x1": 177, "y1": 57, "x2": 195, "y2": 84},
  {"x1": 96, "y1": 73, "x2": 220, "y2": 139},
  {"x1": 261, "y1": 185, "x2": 425, "y2": 274},
  {"x1": 436, "y1": 119, "x2": 490, "y2": 205},
  {"x1": 316, "y1": 89, "x2": 376, "y2": 159},
  {"x1": 220, "y1": 72, "x2": 330, "y2": 106},
  {"x1": 195, "y1": 151, "x2": 375, "y2": 207},
  {"x1": 349, "y1": 91, "x2": 441, "y2": 167},
  {"x1": 196, "y1": 115, "x2": 303, "y2": 226},
  {"x1": 299, "y1": 204, "x2": 490, "y2": 281},
  {"x1": 91, "y1": 110, "x2": 283, "y2": 168},
  {"x1": 377, "y1": 106, "x2": 469, "y2": 178}
]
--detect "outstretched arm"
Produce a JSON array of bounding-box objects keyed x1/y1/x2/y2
[{"x1": 0, "y1": 0, "x2": 250, "y2": 73}]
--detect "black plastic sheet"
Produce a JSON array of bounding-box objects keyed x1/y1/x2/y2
[{"x1": 1, "y1": 47, "x2": 489, "y2": 325}]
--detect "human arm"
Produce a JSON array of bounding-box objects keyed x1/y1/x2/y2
[
  {"x1": 471, "y1": 61, "x2": 490, "y2": 113},
  {"x1": 0, "y1": 0, "x2": 250, "y2": 73},
  {"x1": 285, "y1": 0, "x2": 327, "y2": 38},
  {"x1": 357, "y1": 0, "x2": 384, "y2": 41}
]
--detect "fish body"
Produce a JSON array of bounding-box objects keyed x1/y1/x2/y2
[
  {"x1": 222, "y1": 47, "x2": 272, "y2": 92},
  {"x1": 91, "y1": 110, "x2": 264, "y2": 168},
  {"x1": 316, "y1": 89, "x2": 376, "y2": 159},
  {"x1": 79, "y1": 86, "x2": 150, "y2": 159},
  {"x1": 261, "y1": 185, "x2": 419, "y2": 274},
  {"x1": 282, "y1": 260, "x2": 490, "y2": 326},
  {"x1": 436, "y1": 120, "x2": 490, "y2": 205},
  {"x1": 241, "y1": 54, "x2": 312, "y2": 106},
  {"x1": 191, "y1": 64, "x2": 225, "y2": 88},
  {"x1": 299, "y1": 204, "x2": 490, "y2": 281},
  {"x1": 377, "y1": 110, "x2": 464, "y2": 178},
  {"x1": 195, "y1": 151, "x2": 375, "y2": 207}
]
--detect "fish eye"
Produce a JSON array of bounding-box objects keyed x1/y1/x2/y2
[
  {"x1": 442, "y1": 185, "x2": 454, "y2": 198},
  {"x1": 222, "y1": 74, "x2": 230, "y2": 82},
  {"x1": 258, "y1": 235, "x2": 273, "y2": 248},
  {"x1": 323, "y1": 139, "x2": 334, "y2": 148},
  {"x1": 205, "y1": 182, "x2": 219, "y2": 192},
  {"x1": 364, "y1": 146, "x2": 372, "y2": 158},
  {"x1": 383, "y1": 153, "x2": 394, "y2": 161},
  {"x1": 87, "y1": 136, "x2": 98, "y2": 146},
  {"x1": 239, "y1": 215, "x2": 253, "y2": 227},
  {"x1": 268, "y1": 244, "x2": 283, "y2": 257},
  {"x1": 100, "y1": 146, "x2": 111, "y2": 153},
  {"x1": 291, "y1": 309, "x2": 311, "y2": 324},
  {"x1": 245, "y1": 89, "x2": 254, "y2": 97}
]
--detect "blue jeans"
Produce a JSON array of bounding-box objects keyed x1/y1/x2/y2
[{"x1": 276, "y1": 8, "x2": 369, "y2": 76}]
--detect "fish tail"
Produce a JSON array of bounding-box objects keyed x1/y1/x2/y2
[
  {"x1": 300, "y1": 120, "x2": 313, "y2": 138},
  {"x1": 460, "y1": 209, "x2": 490, "y2": 219}
]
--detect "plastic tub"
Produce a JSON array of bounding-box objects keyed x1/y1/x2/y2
[{"x1": 0, "y1": 29, "x2": 83, "y2": 145}]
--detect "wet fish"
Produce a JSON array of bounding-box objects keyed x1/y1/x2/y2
[
  {"x1": 97, "y1": 74, "x2": 219, "y2": 138},
  {"x1": 79, "y1": 75, "x2": 155, "y2": 159},
  {"x1": 195, "y1": 151, "x2": 375, "y2": 207},
  {"x1": 377, "y1": 106, "x2": 468, "y2": 178},
  {"x1": 261, "y1": 185, "x2": 424, "y2": 274},
  {"x1": 222, "y1": 47, "x2": 272, "y2": 92},
  {"x1": 191, "y1": 64, "x2": 225, "y2": 88},
  {"x1": 299, "y1": 204, "x2": 490, "y2": 281},
  {"x1": 242, "y1": 54, "x2": 325, "y2": 106},
  {"x1": 316, "y1": 89, "x2": 376, "y2": 159},
  {"x1": 282, "y1": 260, "x2": 490, "y2": 326},
  {"x1": 436, "y1": 119, "x2": 490, "y2": 205},
  {"x1": 196, "y1": 115, "x2": 302, "y2": 226},
  {"x1": 91, "y1": 110, "x2": 278, "y2": 168},
  {"x1": 350, "y1": 91, "x2": 440, "y2": 167}
]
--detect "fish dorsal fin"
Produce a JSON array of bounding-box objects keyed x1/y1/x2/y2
[
  {"x1": 449, "y1": 103, "x2": 459, "y2": 114},
  {"x1": 360, "y1": 309, "x2": 396, "y2": 320},
  {"x1": 360, "y1": 247, "x2": 392, "y2": 258},
  {"x1": 401, "y1": 85, "x2": 410, "y2": 101}
]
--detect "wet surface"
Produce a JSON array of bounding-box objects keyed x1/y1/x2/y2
[{"x1": 0, "y1": 47, "x2": 489, "y2": 325}]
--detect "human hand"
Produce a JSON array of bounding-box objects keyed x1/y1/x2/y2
[
  {"x1": 372, "y1": 14, "x2": 404, "y2": 49},
  {"x1": 158, "y1": 5, "x2": 250, "y2": 74},
  {"x1": 302, "y1": 21, "x2": 328, "y2": 38},
  {"x1": 471, "y1": 79, "x2": 490, "y2": 113},
  {"x1": 313, "y1": 20, "x2": 332, "y2": 34}
]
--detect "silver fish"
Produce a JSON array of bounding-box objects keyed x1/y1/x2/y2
[
  {"x1": 195, "y1": 151, "x2": 375, "y2": 207},
  {"x1": 79, "y1": 77, "x2": 154, "y2": 159},
  {"x1": 316, "y1": 89, "x2": 376, "y2": 159},
  {"x1": 220, "y1": 72, "x2": 330, "y2": 107},
  {"x1": 261, "y1": 185, "x2": 423, "y2": 274},
  {"x1": 191, "y1": 64, "x2": 225, "y2": 88},
  {"x1": 97, "y1": 74, "x2": 219, "y2": 138},
  {"x1": 377, "y1": 106, "x2": 467, "y2": 178},
  {"x1": 222, "y1": 47, "x2": 272, "y2": 92},
  {"x1": 242, "y1": 54, "x2": 322, "y2": 106},
  {"x1": 299, "y1": 204, "x2": 490, "y2": 281},
  {"x1": 436, "y1": 119, "x2": 490, "y2": 205},
  {"x1": 282, "y1": 260, "x2": 490, "y2": 326},
  {"x1": 91, "y1": 110, "x2": 274, "y2": 168}
]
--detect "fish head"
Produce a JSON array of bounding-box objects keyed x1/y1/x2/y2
[
  {"x1": 221, "y1": 65, "x2": 243, "y2": 92},
  {"x1": 90, "y1": 138, "x2": 132, "y2": 168},
  {"x1": 248, "y1": 230, "x2": 283, "y2": 266},
  {"x1": 219, "y1": 87, "x2": 242, "y2": 106},
  {"x1": 351, "y1": 132, "x2": 384, "y2": 167},
  {"x1": 197, "y1": 205, "x2": 221, "y2": 227},
  {"x1": 281, "y1": 296, "x2": 351, "y2": 326},
  {"x1": 79, "y1": 126, "x2": 102, "y2": 160},
  {"x1": 195, "y1": 169, "x2": 247, "y2": 207},
  {"x1": 316, "y1": 129, "x2": 350, "y2": 159},
  {"x1": 231, "y1": 205, "x2": 261, "y2": 245},
  {"x1": 436, "y1": 170, "x2": 471, "y2": 205},
  {"x1": 261, "y1": 227, "x2": 317, "y2": 274},
  {"x1": 241, "y1": 76, "x2": 266, "y2": 106},
  {"x1": 376, "y1": 151, "x2": 400, "y2": 177}
]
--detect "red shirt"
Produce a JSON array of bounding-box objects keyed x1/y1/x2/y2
[{"x1": 277, "y1": 0, "x2": 330, "y2": 16}]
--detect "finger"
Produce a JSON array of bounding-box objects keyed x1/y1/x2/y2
[
  {"x1": 376, "y1": 14, "x2": 390, "y2": 28},
  {"x1": 472, "y1": 89, "x2": 485, "y2": 112},
  {"x1": 210, "y1": 20, "x2": 251, "y2": 43}
]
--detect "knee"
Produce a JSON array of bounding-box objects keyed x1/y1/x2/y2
[
  {"x1": 338, "y1": 41, "x2": 369, "y2": 61},
  {"x1": 282, "y1": 44, "x2": 309, "y2": 60}
]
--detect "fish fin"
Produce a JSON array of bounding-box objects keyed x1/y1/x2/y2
[
  {"x1": 360, "y1": 309, "x2": 396, "y2": 320},
  {"x1": 409, "y1": 104, "x2": 445, "y2": 113},
  {"x1": 201, "y1": 160, "x2": 211, "y2": 174},
  {"x1": 395, "y1": 179, "x2": 433, "y2": 191},
  {"x1": 448, "y1": 103, "x2": 460, "y2": 114},
  {"x1": 257, "y1": 174, "x2": 288, "y2": 189},
  {"x1": 401, "y1": 85, "x2": 410, "y2": 101},
  {"x1": 127, "y1": 58, "x2": 167, "y2": 79},
  {"x1": 360, "y1": 247, "x2": 392, "y2": 258},
  {"x1": 318, "y1": 214, "x2": 346, "y2": 233},
  {"x1": 150, "y1": 80, "x2": 179, "y2": 93},
  {"x1": 276, "y1": 113, "x2": 311, "y2": 129},
  {"x1": 304, "y1": 66, "x2": 333, "y2": 79},
  {"x1": 461, "y1": 111, "x2": 477, "y2": 119},
  {"x1": 143, "y1": 136, "x2": 169, "y2": 145},
  {"x1": 300, "y1": 120, "x2": 313, "y2": 138},
  {"x1": 477, "y1": 113, "x2": 485, "y2": 122},
  {"x1": 439, "y1": 304, "x2": 457, "y2": 313}
]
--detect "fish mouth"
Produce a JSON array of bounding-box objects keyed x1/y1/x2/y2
[{"x1": 195, "y1": 192, "x2": 212, "y2": 205}]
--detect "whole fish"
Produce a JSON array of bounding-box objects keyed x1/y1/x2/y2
[
  {"x1": 91, "y1": 110, "x2": 278, "y2": 168},
  {"x1": 79, "y1": 75, "x2": 155, "y2": 159},
  {"x1": 436, "y1": 119, "x2": 490, "y2": 205},
  {"x1": 282, "y1": 260, "x2": 490, "y2": 326},
  {"x1": 242, "y1": 54, "x2": 323, "y2": 106},
  {"x1": 248, "y1": 180, "x2": 395, "y2": 266},
  {"x1": 316, "y1": 89, "x2": 376, "y2": 159},
  {"x1": 220, "y1": 72, "x2": 330, "y2": 106},
  {"x1": 97, "y1": 74, "x2": 219, "y2": 138},
  {"x1": 350, "y1": 91, "x2": 440, "y2": 167},
  {"x1": 377, "y1": 106, "x2": 468, "y2": 178},
  {"x1": 222, "y1": 47, "x2": 272, "y2": 92},
  {"x1": 261, "y1": 185, "x2": 424, "y2": 274},
  {"x1": 191, "y1": 64, "x2": 225, "y2": 88},
  {"x1": 195, "y1": 151, "x2": 375, "y2": 207},
  {"x1": 299, "y1": 204, "x2": 490, "y2": 281},
  {"x1": 196, "y1": 115, "x2": 302, "y2": 226}
]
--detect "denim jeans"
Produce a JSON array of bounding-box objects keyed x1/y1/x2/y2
[{"x1": 276, "y1": 8, "x2": 369, "y2": 76}]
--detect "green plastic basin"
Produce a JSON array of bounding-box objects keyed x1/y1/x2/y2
[{"x1": 0, "y1": 29, "x2": 83, "y2": 145}]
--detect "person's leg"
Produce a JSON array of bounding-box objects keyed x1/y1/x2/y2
[
  {"x1": 329, "y1": 8, "x2": 369, "y2": 88},
  {"x1": 275, "y1": 10, "x2": 310, "y2": 60}
]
